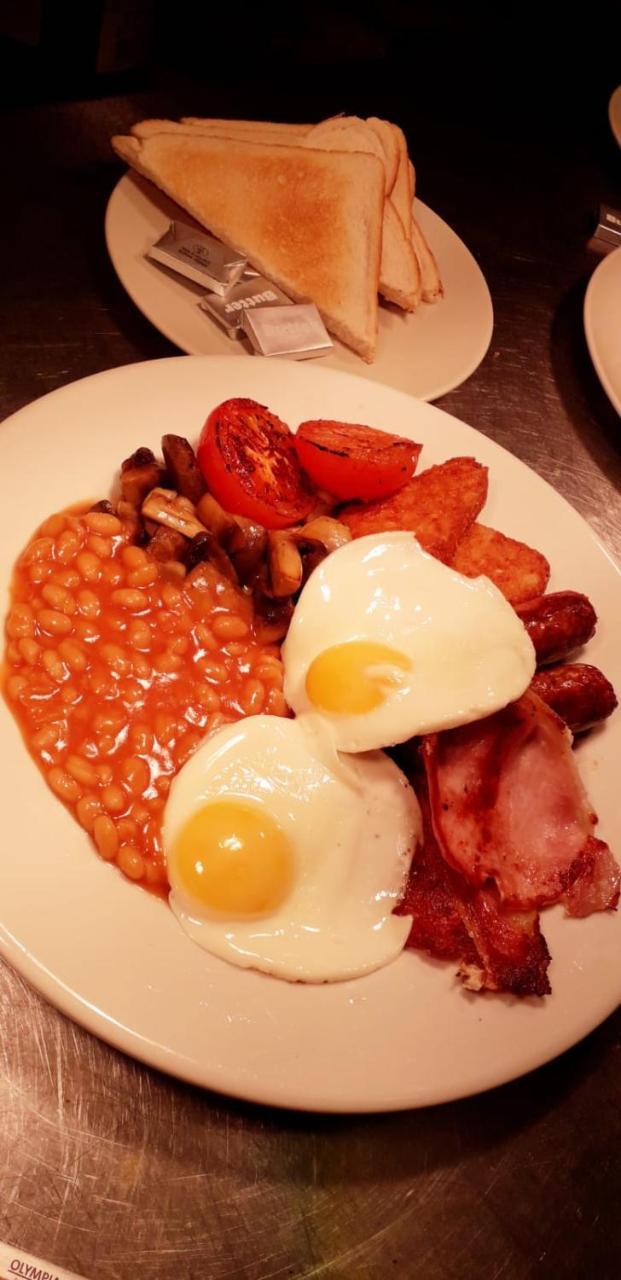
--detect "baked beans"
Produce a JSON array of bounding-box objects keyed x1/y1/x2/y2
[{"x1": 3, "y1": 508, "x2": 287, "y2": 892}]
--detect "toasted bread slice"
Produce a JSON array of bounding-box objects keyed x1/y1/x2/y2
[
  {"x1": 133, "y1": 119, "x2": 313, "y2": 144},
  {"x1": 366, "y1": 118, "x2": 400, "y2": 192},
  {"x1": 304, "y1": 118, "x2": 420, "y2": 311},
  {"x1": 305, "y1": 118, "x2": 388, "y2": 190},
  {"x1": 153, "y1": 114, "x2": 422, "y2": 312},
  {"x1": 388, "y1": 124, "x2": 444, "y2": 303},
  {"x1": 407, "y1": 159, "x2": 443, "y2": 301},
  {"x1": 389, "y1": 124, "x2": 413, "y2": 238},
  {"x1": 382, "y1": 200, "x2": 421, "y2": 309},
  {"x1": 112, "y1": 130, "x2": 383, "y2": 361},
  {"x1": 411, "y1": 209, "x2": 443, "y2": 302},
  {"x1": 181, "y1": 117, "x2": 313, "y2": 138}
]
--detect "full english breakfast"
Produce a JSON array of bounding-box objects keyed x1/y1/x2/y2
[{"x1": 3, "y1": 399, "x2": 617, "y2": 996}]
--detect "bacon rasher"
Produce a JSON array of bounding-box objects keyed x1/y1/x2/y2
[
  {"x1": 422, "y1": 692, "x2": 619, "y2": 917},
  {"x1": 396, "y1": 780, "x2": 552, "y2": 996}
]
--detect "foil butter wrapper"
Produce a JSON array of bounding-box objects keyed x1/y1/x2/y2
[
  {"x1": 199, "y1": 277, "x2": 292, "y2": 338},
  {"x1": 148, "y1": 221, "x2": 247, "y2": 294},
  {"x1": 241, "y1": 304, "x2": 333, "y2": 359}
]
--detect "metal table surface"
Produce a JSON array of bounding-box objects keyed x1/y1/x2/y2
[{"x1": 1, "y1": 26, "x2": 621, "y2": 1279}]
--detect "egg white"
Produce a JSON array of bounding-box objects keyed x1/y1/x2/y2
[
  {"x1": 281, "y1": 533, "x2": 537, "y2": 752},
  {"x1": 163, "y1": 715, "x2": 421, "y2": 982}
]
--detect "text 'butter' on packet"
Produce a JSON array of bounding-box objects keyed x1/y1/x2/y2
[{"x1": 199, "y1": 277, "x2": 292, "y2": 338}]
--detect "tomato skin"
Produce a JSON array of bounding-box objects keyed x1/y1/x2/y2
[
  {"x1": 294, "y1": 420, "x2": 422, "y2": 501},
  {"x1": 197, "y1": 399, "x2": 315, "y2": 530}
]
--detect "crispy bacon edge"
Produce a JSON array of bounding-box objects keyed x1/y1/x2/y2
[{"x1": 394, "y1": 750, "x2": 552, "y2": 997}]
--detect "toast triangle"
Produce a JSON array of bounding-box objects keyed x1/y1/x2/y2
[
  {"x1": 182, "y1": 117, "x2": 312, "y2": 139},
  {"x1": 112, "y1": 130, "x2": 384, "y2": 361},
  {"x1": 389, "y1": 124, "x2": 413, "y2": 238},
  {"x1": 303, "y1": 118, "x2": 420, "y2": 310},
  {"x1": 366, "y1": 117, "x2": 399, "y2": 192}
]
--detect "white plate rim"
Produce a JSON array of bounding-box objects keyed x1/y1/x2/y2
[
  {"x1": 609, "y1": 85, "x2": 621, "y2": 146},
  {"x1": 584, "y1": 247, "x2": 621, "y2": 416},
  {"x1": 1, "y1": 354, "x2": 620, "y2": 1114},
  {"x1": 104, "y1": 170, "x2": 494, "y2": 404}
]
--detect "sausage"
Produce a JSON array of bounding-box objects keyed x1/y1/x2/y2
[
  {"x1": 531, "y1": 663, "x2": 617, "y2": 732},
  {"x1": 515, "y1": 591, "x2": 597, "y2": 664}
]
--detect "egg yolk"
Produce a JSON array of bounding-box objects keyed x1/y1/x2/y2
[
  {"x1": 172, "y1": 800, "x2": 293, "y2": 917},
  {"x1": 305, "y1": 641, "x2": 412, "y2": 715}
]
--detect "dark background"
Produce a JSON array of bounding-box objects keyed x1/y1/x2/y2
[
  {"x1": 1, "y1": 0, "x2": 619, "y2": 431},
  {"x1": 1, "y1": 1, "x2": 620, "y2": 140}
]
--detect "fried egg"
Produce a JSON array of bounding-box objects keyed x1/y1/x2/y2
[
  {"x1": 282, "y1": 533, "x2": 536, "y2": 752},
  {"x1": 163, "y1": 715, "x2": 420, "y2": 982}
]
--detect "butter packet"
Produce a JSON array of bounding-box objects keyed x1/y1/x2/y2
[
  {"x1": 241, "y1": 303, "x2": 333, "y2": 359},
  {"x1": 148, "y1": 221, "x2": 247, "y2": 294},
  {"x1": 199, "y1": 277, "x2": 291, "y2": 338}
]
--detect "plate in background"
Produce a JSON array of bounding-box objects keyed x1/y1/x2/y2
[
  {"x1": 584, "y1": 248, "x2": 621, "y2": 416},
  {"x1": 609, "y1": 85, "x2": 621, "y2": 146},
  {"x1": 0, "y1": 355, "x2": 620, "y2": 1113},
  {"x1": 105, "y1": 172, "x2": 493, "y2": 403}
]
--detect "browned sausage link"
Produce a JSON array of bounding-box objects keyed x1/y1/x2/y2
[
  {"x1": 531, "y1": 663, "x2": 617, "y2": 732},
  {"x1": 161, "y1": 435, "x2": 206, "y2": 505},
  {"x1": 515, "y1": 591, "x2": 597, "y2": 664}
]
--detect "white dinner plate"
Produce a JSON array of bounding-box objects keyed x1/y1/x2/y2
[
  {"x1": 105, "y1": 172, "x2": 493, "y2": 402},
  {"x1": 584, "y1": 248, "x2": 621, "y2": 416},
  {"x1": 1, "y1": 356, "x2": 620, "y2": 1113},
  {"x1": 609, "y1": 85, "x2": 621, "y2": 146}
]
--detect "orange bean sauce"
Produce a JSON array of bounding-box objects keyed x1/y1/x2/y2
[{"x1": 2, "y1": 508, "x2": 287, "y2": 893}]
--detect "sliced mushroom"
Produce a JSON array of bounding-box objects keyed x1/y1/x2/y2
[
  {"x1": 185, "y1": 531, "x2": 238, "y2": 583},
  {"x1": 268, "y1": 531, "x2": 304, "y2": 598},
  {"x1": 120, "y1": 448, "x2": 167, "y2": 507},
  {"x1": 294, "y1": 516, "x2": 352, "y2": 553},
  {"x1": 226, "y1": 517, "x2": 268, "y2": 580},
  {"x1": 122, "y1": 446, "x2": 157, "y2": 470},
  {"x1": 253, "y1": 595, "x2": 295, "y2": 644},
  {"x1": 305, "y1": 493, "x2": 339, "y2": 521},
  {"x1": 146, "y1": 525, "x2": 187, "y2": 562},
  {"x1": 264, "y1": 516, "x2": 350, "y2": 599},
  {"x1": 185, "y1": 532, "x2": 212, "y2": 572},
  {"x1": 301, "y1": 547, "x2": 325, "y2": 586},
  {"x1": 141, "y1": 487, "x2": 206, "y2": 540},
  {"x1": 161, "y1": 435, "x2": 206, "y2": 504},
  {"x1": 195, "y1": 492, "x2": 238, "y2": 541}
]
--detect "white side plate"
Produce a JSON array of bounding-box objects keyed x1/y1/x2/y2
[
  {"x1": 609, "y1": 85, "x2": 621, "y2": 146},
  {"x1": 105, "y1": 173, "x2": 493, "y2": 402},
  {"x1": 584, "y1": 247, "x2": 621, "y2": 416}
]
